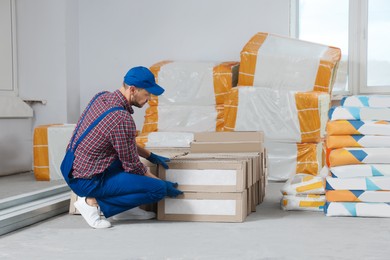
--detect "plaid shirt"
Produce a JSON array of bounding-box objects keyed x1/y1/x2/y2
[{"x1": 71, "y1": 90, "x2": 147, "y2": 179}]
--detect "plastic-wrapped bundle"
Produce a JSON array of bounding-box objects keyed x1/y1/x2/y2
[
  {"x1": 239, "y1": 32, "x2": 341, "y2": 93},
  {"x1": 224, "y1": 86, "x2": 330, "y2": 143},
  {"x1": 326, "y1": 176, "x2": 390, "y2": 191},
  {"x1": 326, "y1": 190, "x2": 390, "y2": 203},
  {"x1": 326, "y1": 135, "x2": 390, "y2": 149},
  {"x1": 341, "y1": 95, "x2": 390, "y2": 108},
  {"x1": 325, "y1": 202, "x2": 390, "y2": 217},
  {"x1": 326, "y1": 120, "x2": 390, "y2": 136},
  {"x1": 281, "y1": 194, "x2": 325, "y2": 212},
  {"x1": 330, "y1": 164, "x2": 390, "y2": 178},
  {"x1": 329, "y1": 148, "x2": 390, "y2": 167},
  {"x1": 142, "y1": 61, "x2": 239, "y2": 133},
  {"x1": 266, "y1": 141, "x2": 323, "y2": 181},
  {"x1": 328, "y1": 106, "x2": 390, "y2": 121},
  {"x1": 33, "y1": 124, "x2": 75, "y2": 181},
  {"x1": 281, "y1": 173, "x2": 325, "y2": 195}
]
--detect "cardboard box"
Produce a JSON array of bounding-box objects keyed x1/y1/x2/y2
[
  {"x1": 190, "y1": 141, "x2": 264, "y2": 153},
  {"x1": 159, "y1": 160, "x2": 248, "y2": 192},
  {"x1": 173, "y1": 152, "x2": 262, "y2": 188},
  {"x1": 157, "y1": 191, "x2": 247, "y2": 222},
  {"x1": 194, "y1": 131, "x2": 264, "y2": 143}
]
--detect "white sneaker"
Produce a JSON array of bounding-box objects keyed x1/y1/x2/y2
[
  {"x1": 112, "y1": 207, "x2": 156, "y2": 221},
  {"x1": 74, "y1": 198, "x2": 111, "y2": 229}
]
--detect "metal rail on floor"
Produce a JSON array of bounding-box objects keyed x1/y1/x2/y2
[{"x1": 0, "y1": 184, "x2": 70, "y2": 236}]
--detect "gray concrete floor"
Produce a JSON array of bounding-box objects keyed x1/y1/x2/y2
[
  {"x1": 1, "y1": 182, "x2": 390, "y2": 260},
  {"x1": 0, "y1": 171, "x2": 65, "y2": 199}
]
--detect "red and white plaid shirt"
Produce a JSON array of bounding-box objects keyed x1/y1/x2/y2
[{"x1": 71, "y1": 90, "x2": 147, "y2": 179}]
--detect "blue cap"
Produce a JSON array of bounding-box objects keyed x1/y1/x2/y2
[{"x1": 123, "y1": 66, "x2": 164, "y2": 96}]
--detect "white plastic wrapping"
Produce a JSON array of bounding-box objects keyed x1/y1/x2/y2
[
  {"x1": 235, "y1": 87, "x2": 300, "y2": 142},
  {"x1": 157, "y1": 62, "x2": 217, "y2": 106},
  {"x1": 158, "y1": 105, "x2": 217, "y2": 132},
  {"x1": 281, "y1": 195, "x2": 325, "y2": 212},
  {"x1": 281, "y1": 173, "x2": 325, "y2": 195},
  {"x1": 253, "y1": 35, "x2": 327, "y2": 92},
  {"x1": 47, "y1": 124, "x2": 75, "y2": 180},
  {"x1": 265, "y1": 141, "x2": 323, "y2": 181}
]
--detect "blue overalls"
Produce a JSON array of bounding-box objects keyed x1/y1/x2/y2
[{"x1": 61, "y1": 92, "x2": 166, "y2": 218}]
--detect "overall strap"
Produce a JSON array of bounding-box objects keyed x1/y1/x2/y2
[
  {"x1": 69, "y1": 91, "x2": 107, "y2": 149},
  {"x1": 73, "y1": 106, "x2": 125, "y2": 151}
]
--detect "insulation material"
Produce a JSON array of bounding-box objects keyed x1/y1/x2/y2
[
  {"x1": 341, "y1": 95, "x2": 390, "y2": 108},
  {"x1": 224, "y1": 86, "x2": 330, "y2": 143},
  {"x1": 238, "y1": 32, "x2": 341, "y2": 93},
  {"x1": 330, "y1": 164, "x2": 390, "y2": 178},
  {"x1": 142, "y1": 61, "x2": 239, "y2": 133},
  {"x1": 281, "y1": 173, "x2": 325, "y2": 195},
  {"x1": 328, "y1": 106, "x2": 390, "y2": 121},
  {"x1": 325, "y1": 202, "x2": 390, "y2": 217},
  {"x1": 33, "y1": 124, "x2": 74, "y2": 181},
  {"x1": 326, "y1": 176, "x2": 390, "y2": 191},
  {"x1": 329, "y1": 148, "x2": 390, "y2": 167},
  {"x1": 266, "y1": 141, "x2": 323, "y2": 181},
  {"x1": 326, "y1": 120, "x2": 390, "y2": 136},
  {"x1": 47, "y1": 125, "x2": 76, "y2": 180},
  {"x1": 326, "y1": 135, "x2": 390, "y2": 149},
  {"x1": 281, "y1": 194, "x2": 325, "y2": 212},
  {"x1": 326, "y1": 190, "x2": 390, "y2": 203}
]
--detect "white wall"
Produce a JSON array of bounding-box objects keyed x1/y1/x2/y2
[
  {"x1": 16, "y1": 0, "x2": 289, "y2": 129},
  {"x1": 78, "y1": 0, "x2": 290, "y2": 127}
]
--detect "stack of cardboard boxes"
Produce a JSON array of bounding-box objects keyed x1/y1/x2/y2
[{"x1": 157, "y1": 131, "x2": 266, "y2": 222}]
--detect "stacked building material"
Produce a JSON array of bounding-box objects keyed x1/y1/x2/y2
[
  {"x1": 325, "y1": 95, "x2": 390, "y2": 217},
  {"x1": 157, "y1": 131, "x2": 266, "y2": 222},
  {"x1": 281, "y1": 172, "x2": 326, "y2": 212},
  {"x1": 33, "y1": 124, "x2": 75, "y2": 181},
  {"x1": 137, "y1": 60, "x2": 239, "y2": 148},
  {"x1": 224, "y1": 32, "x2": 341, "y2": 181}
]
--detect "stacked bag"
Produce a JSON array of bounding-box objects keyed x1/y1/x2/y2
[
  {"x1": 224, "y1": 32, "x2": 341, "y2": 182},
  {"x1": 137, "y1": 60, "x2": 239, "y2": 148},
  {"x1": 325, "y1": 95, "x2": 390, "y2": 217},
  {"x1": 280, "y1": 168, "x2": 328, "y2": 212}
]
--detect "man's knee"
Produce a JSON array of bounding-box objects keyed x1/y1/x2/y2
[{"x1": 149, "y1": 180, "x2": 167, "y2": 201}]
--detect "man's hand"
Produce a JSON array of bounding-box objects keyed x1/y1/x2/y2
[
  {"x1": 147, "y1": 152, "x2": 170, "y2": 169},
  {"x1": 165, "y1": 181, "x2": 183, "y2": 197}
]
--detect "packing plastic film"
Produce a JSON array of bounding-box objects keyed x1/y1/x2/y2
[
  {"x1": 281, "y1": 173, "x2": 325, "y2": 195},
  {"x1": 330, "y1": 164, "x2": 390, "y2": 178},
  {"x1": 326, "y1": 120, "x2": 390, "y2": 136},
  {"x1": 341, "y1": 95, "x2": 390, "y2": 108},
  {"x1": 328, "y1": 106, "x2": 390, "y2": 121},
  {"x1": 326, "y1": 176, "x2": 390, "y2": 191},
  {"x1": 238, "y1": 32, "x2": 341, "y2": 93},
  {"x1": 33, "y1": 124, "x2": 75, "y2": 181},
  {"x1": 281, "y1": 194, "x2": 325, "y2": 211},
  {"x1": 326, "y1": 190, "x2": 390, "y2": 203},
  {"x1": 325, "y1": 201, "x2": 390, "y2": 217},
  {"x1": 326, "y1": 135, "x2": 390, "y2": 149},
  {"x1": 224, "y1": 86, "x2": 330, "y2": 143},
  {"x1": 142, "y1": 61, "x2": 239, "y2": 133},
  {"x1": 265, "y1": 141, "x2": 323, "y2": 181},
  {"x1": 329, "y1": 148, "x2": 390, "y2": 167}
]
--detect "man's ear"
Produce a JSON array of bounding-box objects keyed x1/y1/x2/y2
[{"x1": 129, "y1": 85, "x2": 137, "y2": 94}]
